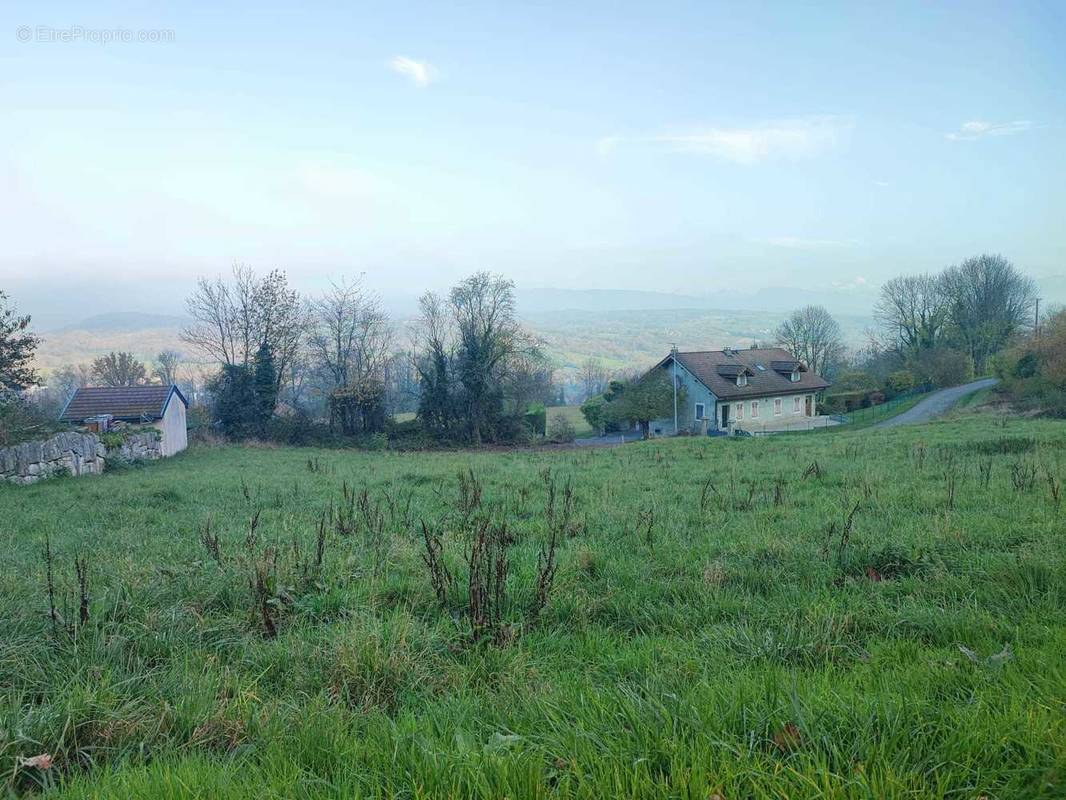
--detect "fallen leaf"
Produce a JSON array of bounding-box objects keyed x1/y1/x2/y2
[{"x1": 772, "y1": 722, "x2": 802, "y2": 752}]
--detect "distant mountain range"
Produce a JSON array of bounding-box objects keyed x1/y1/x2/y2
[
  {"x1": 514, "y1": 286, "x2": 879, "y2": 316},
  {"x1": 29, "y1": 278, "x2": 1063, "y2": 377},
  {"x1": 52, "y1": 312, "x2": 190, "y2": 333}
]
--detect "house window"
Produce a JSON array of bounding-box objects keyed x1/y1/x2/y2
[
  {"x1": 694, "y1": 402, "x2": 705, "y2": 420},
  {"x1": 735, "y1": 402, "x2": 744, "y2": 421},
  {"x1": 774, "y1": 398, "x2": 782, "y2": 415},
  {"x1": 737, "y1": 374, "x2": 748, "y2": 387},
  {"x1": 791, "y1": 370, "x2": 800, "y2": 382},
  {"x1": 751, "y1": 400, "x2": 759, "y2": 418},
  {"x1": 793, "y1": 395, "x2": 801, "y2": 412}
]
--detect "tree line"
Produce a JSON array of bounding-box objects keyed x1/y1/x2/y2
[
  {"x1": 770, "y1": 254, "x2": 1038, "y2": 412},
  {"x1": 0, "y1": 251, "x2": 1054, "y2": 447},
  {"x1": 178, "y1": 266, "x2": 559, "y2": 444}
]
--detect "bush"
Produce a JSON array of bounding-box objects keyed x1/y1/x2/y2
[
  {"x1": 524, "y1": 403, "x2": 546, "y2": 437},
  {"x1": 99, "y1": 431, "x2": 125, "y2": 450},
  {"x1": 103, "y1": 452, "x2": 133, "y2": 472},
  {"x1": 580, "y1": 396, "x2": 605, "y2": 435},
  {"x1": 547, "y1": 416, "x2": 576, "y2": 444},
  {"x1": 207, "y1": 365, "x2": 259, "y2": 439},
  {"x1": 885, "y1": 370, "x2": 916, "y2": 396},
  {"x1": 910, "y1": 346, "x2": 973, "y2": 388},
  {"x1": 0, "y1": 396, "x2": 64, "y2": 447},
  {"x1": 833, "y1": 370, "x2": 878, "y2": 393}
]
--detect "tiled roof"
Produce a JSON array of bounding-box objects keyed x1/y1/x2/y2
[
  {"x1": 662, "y1": 347, "x2": 831, "y2": 400},
  {"x1": 60, "y1": 385, "x2": 186, "y2": 423}
]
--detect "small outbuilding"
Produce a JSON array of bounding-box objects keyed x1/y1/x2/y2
[{"x1": 60, "y1": 385, "x2": 189, "y2": 456}]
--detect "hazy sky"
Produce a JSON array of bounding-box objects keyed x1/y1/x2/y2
[{"x1": 2, "y1": 1, "x2": 1064, "y2": 315}]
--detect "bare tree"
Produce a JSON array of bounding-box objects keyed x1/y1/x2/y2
[
  {"x1": 414, "y1": 290, "x2": 456, "y2": 435},
  {"x1": 154, "y1": 350, "x2": 182, "y2": 386},
  {"x1": 50, "y1": 363, "x2": 92, "y2": 402},
  {"x1": 92, "y1": 352, "x2": 146, "y2": 387},
  {"x1": 415, "y1": 272, "x2": 541, "y2": 443},
  {"x1": 383, "y1": 349, "x2": 420, "y2": 413},
  {"x1": 775, "y1": 305, "x2": 845, "y2": 376},
  {"x1": 254, "y1": 269, "x2": 306, "y2": 392},
  {"x1": 580, "y1": 357, "x2": 609, "y2": 401},
  {"x1": 874, "y1": 274, "x2": 949, "y2": 355},
  {"x1": 181, "y1": 264, "x2": 306, "y2": 393},
  {"x1": 450, "y1": 272, "x2": 535, "y2": 444},
  {"x1": 940, "y1": 254, "x2": 1036, "y2": 371},
  {"x1": 308, "y1": 276, "x2": 392, "y2": 388},
  {"x1": 181, "y1": 268, "x2": 242, "y2": 367}
]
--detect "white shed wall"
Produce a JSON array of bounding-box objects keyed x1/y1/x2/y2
[{"x1": 153, "y1": 397, "x2": 188, "y2": 456}]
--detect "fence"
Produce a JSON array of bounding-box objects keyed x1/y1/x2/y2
[{"x1": 736, "y1": 416, "x2": 846, "y2": 437}]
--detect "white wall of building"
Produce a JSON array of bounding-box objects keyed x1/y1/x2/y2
[
  {"x1": 720, "y1": 392, "x2": 815, "y2": 427},
  {"x1": 153, "y1": 396, "x2": 188, "y2": 456}
]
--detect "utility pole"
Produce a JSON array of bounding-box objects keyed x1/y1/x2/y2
[{"x1": 671, "y1": 343, "x2": 678, "y2": 434}]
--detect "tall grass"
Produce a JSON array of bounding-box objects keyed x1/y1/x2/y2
[{"x1": 2, "y1": 415, "x2": 1066, "y2": 797}]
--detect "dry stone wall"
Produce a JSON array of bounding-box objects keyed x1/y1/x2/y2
[{"x1": 0, "y1": 430, "x2": 162, "y2": 486}]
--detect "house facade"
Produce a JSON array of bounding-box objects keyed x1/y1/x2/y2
[
  {"x1": 60, "y1": 385, "x2": 189, "y2": 456},
  {"x1": 646, "y1": 347, "x2": 831, "y2": 435}
]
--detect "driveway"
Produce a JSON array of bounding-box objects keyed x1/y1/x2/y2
[
  {"x1": 871, "y1": 378, "x2": 998, "y2": 429},
  {"x1": 572, "y1": 431, "x2": 644, "y2": 447}
]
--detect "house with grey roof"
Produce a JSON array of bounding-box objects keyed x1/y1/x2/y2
[
  {"x1": 60, "y1": 385, "x2": 189, "y2": 456},
  {"x1": 646, "y1": 347, "x2": 832, "y2": 435}
]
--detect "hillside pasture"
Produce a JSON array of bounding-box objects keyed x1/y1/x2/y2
[{"x1": 2, "y1": 416, "x2": 1066, "y2": 798}]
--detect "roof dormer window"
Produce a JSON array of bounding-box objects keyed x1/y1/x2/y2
[
  {"x1": 737, "y1": 374, "x2": 748, "y2": 387},
  {"x1": 790, "y1": 370, "x2": 800, "y2": 382}
]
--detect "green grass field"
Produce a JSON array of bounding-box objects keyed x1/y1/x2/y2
[
  {"x1": 3, "y1": 415, "x2": 1066, "y2": 798},
  {"x1": 546, "y1": 405, "x2": 594, "y2": 438}
]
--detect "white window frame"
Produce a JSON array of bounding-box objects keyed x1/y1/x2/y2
[
  {"x1": 735, "y1": 402, "x2": 744, "y2": 421},
  {"x1": 774, "y1": 398, "x2": 782, "y2": 415},
  {"x1": 737, "y1": 374, "x2": 748, "y2": 387},
  {"x1": 694, "y1": 402, "x2": 705, "y2": 420},
  {"x1": 751, "y1": 400, "x2": 759, "y2": 418},
  {"x1": 791, "y1": 370, "x2": 800, "y2": 382},
  {"x1": 793, "y1": 395, "x2": 802, "y2": 413}
]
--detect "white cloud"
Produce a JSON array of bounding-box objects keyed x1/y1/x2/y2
[
  {"x1": 388, "y1": 56, "x2": 435, "y2": 88},
  {"x1": 945, "y1": 119, "x2": 1033, "y2": 141},
  {"x1": 873, "y1": 180, "x2": 890, "y2": 187},
  {"x1": 600, "y1": 117, "x2": 850, "y2": 164},
  {"x1": 832, "y1": 276, "x2": 869, "y2": 291}
]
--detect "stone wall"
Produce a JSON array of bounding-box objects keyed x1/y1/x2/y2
[{"x1": 0, "y1": 430, "x2": 162, "y2": 486}]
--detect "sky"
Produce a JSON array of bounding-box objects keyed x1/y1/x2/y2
[{"x1": 1, "y1": 1, "x2": 1064, "y2": 321}]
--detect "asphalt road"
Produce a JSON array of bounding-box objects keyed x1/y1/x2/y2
[
  {"x1": 572, "y1": 430, "x2": 644, "y2": 447},
  {"x1": 871, "y1": 378, "x2": 998, "y2": 429}
]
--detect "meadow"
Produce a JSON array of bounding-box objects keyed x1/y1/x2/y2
[
  {"x1": 2, "y1": 414, "x2": 1066, "y2": 798},
  {"x1": 546, "y1": 405, "x2": 594, "y2": 438}
]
